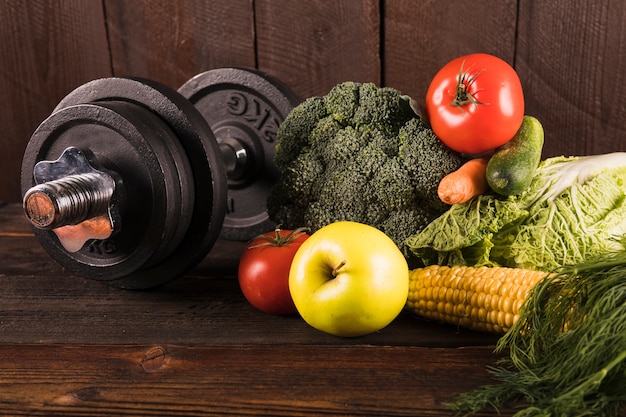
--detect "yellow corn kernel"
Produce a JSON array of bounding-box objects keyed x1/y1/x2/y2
[{"x1": 406, "y1": 265, "x2": 549, "y2": 334}]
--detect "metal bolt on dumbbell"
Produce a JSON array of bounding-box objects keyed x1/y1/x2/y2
[
  {"x1": 20, "y1": 68, "x2": 299, "y2": 289},
  {"x1": 23, "y1": 147, "x2": 121, "y2": 253}
]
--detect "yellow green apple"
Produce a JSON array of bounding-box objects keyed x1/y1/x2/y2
[{"x1": 288, "y1": 221, "x2": 409, "y2": 337}]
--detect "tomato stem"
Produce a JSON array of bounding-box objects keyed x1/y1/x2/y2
[
  {"x1": 451, "y1": 60, "x2": 487, "y2": 109},
  {"x1": 331, "y1": 260, "x2": 346, "y2": 277},
  {"x1": 248, "y1": 226, "x2": 310, "y2": 248}
]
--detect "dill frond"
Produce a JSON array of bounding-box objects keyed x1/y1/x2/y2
[{"x1": 450, "y1": 251, "x2": 626, "y2": 416}]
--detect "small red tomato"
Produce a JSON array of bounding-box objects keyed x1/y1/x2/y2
[
  {"x1": 238, "y1": 227, "x2": 310, "y2": 315},
  {"x1": 425, "y1": 53, "x2": 525, "y2": 155}
]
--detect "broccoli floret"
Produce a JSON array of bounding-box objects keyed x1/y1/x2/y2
[
  {"x1": 324, "y1": 82, "x2": 360, "y2": 124},
  {"x1": 380, "y1": 210, "x2": 436, "y2": 267},
  {"x1": 315, "y1": 169, "x2": 373, "y2": 220},
  {"x1": 381, "y1": 210, "x2": 434, "y2": 244},
  {"x1": 310, "y1": 115, "x2": 343, "y2": 155},
  {"x1": 303, "y1": 168, "x2": 374, "y2": 230},
  {"x1": 372, "y1": 158, "x2": 417, "y2": 212},
  {"x1": 302, "y1": 202, "x2": 335, "y2": 231},
  {"x1": 278, "y1": 152, "x2": 324, "y2": 203},
  {"x1": 319, "y1": 126, "x2": 371, "y2": 170},
  {"x1": 353, "y1": 139, "x2": 388, "y2": 179},
  {"x1": 266, "y1": 182, "x2": 307, "y2": 227},
  {"x1": 360, "y1": 126, "x2": 401, "y2": 158},
  {"x1": 274, "y1": 96, "x2": 328, "y2": 170},
  {"x1": 353, "y1": 83, "x2": 416, "y2": 131},
  {"x1": 399, "y1": 118, "x2": 466, "y2": 210},
  {"x1": 268, "y1": 81, "x2": 464, "y2": 257}
]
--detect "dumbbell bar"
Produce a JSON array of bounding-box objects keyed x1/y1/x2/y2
[{"x1": 21, "y1": 68, "x2": 299, "y2": 289}]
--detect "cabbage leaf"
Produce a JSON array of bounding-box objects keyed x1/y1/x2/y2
[{"x1": 406, "y1": 153, "x2": 626, "y2": 271}]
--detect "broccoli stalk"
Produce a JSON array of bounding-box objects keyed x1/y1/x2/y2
[{"x1": 267, "y1": 81, "x2": 465, "y2": 261}]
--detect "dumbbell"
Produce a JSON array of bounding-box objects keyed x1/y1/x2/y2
[{"x1": 20, "y1": 68, "x2": 299, "y2": 289}]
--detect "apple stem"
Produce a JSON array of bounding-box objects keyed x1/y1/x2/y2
[{"x1": 332, "y1": 260, "x2": 346, "y2": 277}]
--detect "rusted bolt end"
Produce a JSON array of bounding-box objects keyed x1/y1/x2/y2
[
  {"x1": 141, "y1": 346, "x2": 168, "y2": 373},
  {"x1": 23, "y1": 190, "x2": 57, "y2": 228}
]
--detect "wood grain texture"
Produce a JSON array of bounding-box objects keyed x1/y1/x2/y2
[
  {"x1": 255, "y1": 0, "x2": 381, "y2": 100},
  {"x1": 516, "y1": 0, "x2": 626, "y2": 157},
  {"x1": 0, "y1": 0, "x2": 111, "y2": 203},
  {"x1": 0, "y1": 344, "x2": 503, "y2": 417},
  {"x1": 104, "y1": 0, "x2": 256, "y2": 88},
  {"x1": 383, "y1": 0, "x2": 518, "y2": 108},
  {"x1": 0, "y1": 271, "x2": 501, "y2": 348}
]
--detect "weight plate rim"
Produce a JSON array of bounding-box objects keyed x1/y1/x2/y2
[{"x1": 178, "y1": 67, "x2": 301, "y2": 118}]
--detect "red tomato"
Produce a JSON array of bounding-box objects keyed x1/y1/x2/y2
[
  {"x1": 425, "y1": 53, "x2": 525, "y2": 155},
  {"x1": 238, "y1": 228, "x2": 309, "y2": 315}
]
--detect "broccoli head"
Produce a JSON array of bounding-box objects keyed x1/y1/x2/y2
[{"x1": 267, "y1": 81, "x2": 465, "y2": 259}]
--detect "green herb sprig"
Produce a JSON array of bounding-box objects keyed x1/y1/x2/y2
[{"x1": 450, "y1": 251, "x2": 626, "y2": 416}]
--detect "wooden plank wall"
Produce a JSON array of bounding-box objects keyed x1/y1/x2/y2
[{"x1": 1, "y1": 0, "x2": 625, "y2": 203}]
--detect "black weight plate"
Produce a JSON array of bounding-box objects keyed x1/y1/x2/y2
[
  {"x1": 178, "y1": 68, "x2": 300, "y2": 241},
  {"x1": 23, "y1": 77, "x2": 227, "y2": 289},
  {"x1": 21, "y1": 101, "x2": 192, "y2": 281}
]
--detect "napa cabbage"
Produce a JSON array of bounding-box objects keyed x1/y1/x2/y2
[{"x1": 406, "y1": 152, "x2": 626, "y2": 271}]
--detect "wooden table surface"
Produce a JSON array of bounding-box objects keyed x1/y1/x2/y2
[{"x1": 1, "y1": 202, "x2": 623, "y2": 417}]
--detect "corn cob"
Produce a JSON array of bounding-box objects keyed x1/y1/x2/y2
[{"x1": 406, "y1": 265, "x2": 549, "y2": 333}]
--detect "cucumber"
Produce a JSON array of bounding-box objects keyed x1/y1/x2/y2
[{"x1": 486, "y1": 115, "x2": 544, "y2": 196}]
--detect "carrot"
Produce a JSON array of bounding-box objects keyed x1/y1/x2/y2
[{"x1": 438, "y1": 156, "x2": 490, "y2": 204}]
